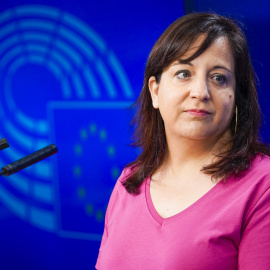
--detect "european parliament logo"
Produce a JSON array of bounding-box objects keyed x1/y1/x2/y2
[{"x1": 0, "y1": 5, "x2": 136, "y2": 240}]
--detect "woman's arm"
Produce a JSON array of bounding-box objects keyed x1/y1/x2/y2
[{"x1": 238, "y1": 187, "x2": 270, "y2": 269}]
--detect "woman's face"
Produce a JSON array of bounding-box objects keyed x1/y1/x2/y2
[{"x1": 149, "y1": 36, "x2": 236, "y2": 143}]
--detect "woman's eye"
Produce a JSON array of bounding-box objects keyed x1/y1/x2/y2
[
  {"x1": 212, "y1": 74, "x2": 227, "y2": 85},
  {"x1": 175, "y1": 70, "x2": 191, "y2": 79}
]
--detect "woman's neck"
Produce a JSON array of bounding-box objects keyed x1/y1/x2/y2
[{"x1": 155, "y1": 130, "x2": 232, "y2": 185}]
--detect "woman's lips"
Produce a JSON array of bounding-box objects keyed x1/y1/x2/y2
[{"x1": 185, "y1": 109, "x2": 211, "y2": 116}]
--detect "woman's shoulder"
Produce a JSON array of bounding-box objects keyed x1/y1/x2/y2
[
  {"x1": 115, "y1": 166, "x2": 133, "y2": 185},
  {"x1": 106, "y1": 166, "x2": 143, "y2": 215},
  {"x1": 111, "y1": 166, "x2": 136, "y2": 194},
  {"x1": 232, "y1": 154, "x2": 270, "y2": 192},
  {"x1": 250, "y1": 154, "x2": 270, "y2": 173}
]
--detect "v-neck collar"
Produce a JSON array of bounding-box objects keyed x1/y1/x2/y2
[{"x1": 145, "y1": 176, "x2": 225, "y2": 227}]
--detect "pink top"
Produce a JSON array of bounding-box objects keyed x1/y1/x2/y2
[{"x1": 96, "y1": 155, "x2": 270, "y2": 269}]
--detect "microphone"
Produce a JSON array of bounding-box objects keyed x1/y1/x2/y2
[
  {"x1": 0, "y1": 138, "x2": 9, "y2": 150},
  {"x1": 0, "y1": 144, "x2": 58, "y2": 176}
]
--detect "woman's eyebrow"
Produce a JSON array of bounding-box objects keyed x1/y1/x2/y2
[
  {"x1": 172, "y1": 61, "x2": 233, "y2": 73},
  {"x1": 210, "y1": 65, "x2": 233, "y2": 73},
  {"x1": 172, "y1": 60, "x2": 193, "y2": 66}
]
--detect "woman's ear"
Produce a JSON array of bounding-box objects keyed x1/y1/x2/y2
[{"x1": 148, "y1": 76, "x2": 159, "y2": 109}]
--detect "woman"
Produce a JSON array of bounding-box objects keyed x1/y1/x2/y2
[{"x1": 96, "y1": 13, "x2": 270, "y2": 269}]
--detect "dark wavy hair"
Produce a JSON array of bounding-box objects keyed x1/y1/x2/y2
[{"x1": 123, "y1": 12, "x2": 270, "y2": 194}]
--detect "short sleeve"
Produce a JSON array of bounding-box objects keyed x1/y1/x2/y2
[
  {"x1": 95, "y1": 169, "x2": 128, "y2": 269},
  {"x1": 238, "y1": 187, "x2": 270, "y2": 269}
]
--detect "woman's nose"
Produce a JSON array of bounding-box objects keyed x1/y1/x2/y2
[{"x1": 190, "y1": 78, "x2": 210, "y2": 101}]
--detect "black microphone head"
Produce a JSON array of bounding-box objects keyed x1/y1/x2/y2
[{"x1": 0, "y1": 138, "x2": 9, "y2": 150}]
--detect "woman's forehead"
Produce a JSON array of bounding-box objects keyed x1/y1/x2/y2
[{"x1": 170, "y1": 36, "x2": 234, "y2": 66}]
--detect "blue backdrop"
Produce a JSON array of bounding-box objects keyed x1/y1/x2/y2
[
  {"x1": 0, "y1": 1, "x2": 183, "y2": 269},
  {"x1": 0, "y1": 0, "x2": 269, "y2": 269}
]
